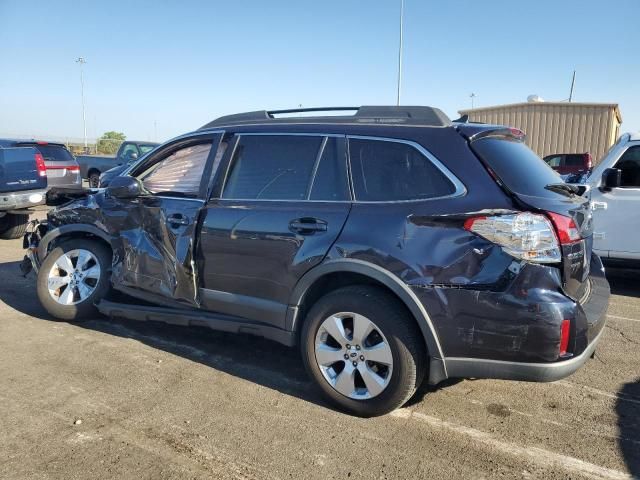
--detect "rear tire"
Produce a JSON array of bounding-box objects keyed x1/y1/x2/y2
[
  {"x1": 301, "y1": 285, "x2": 426, "y2": 417},
  {"x1": 36, "y1": 239, "x2": 112, "y2": 321},
  {"x1": 88, "y1": 172, "x2": 100, "y2": 188},
  {"x1": 0, "y1": 213, "x2": 29, "y2": 240}
]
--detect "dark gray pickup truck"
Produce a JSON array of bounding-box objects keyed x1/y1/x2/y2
[
  {"x1": 77, "y1": 141, "x2": 159, "y2": 187},
  {"x1": 0, "y1": 146, "x2": 48, "y2": 239}
]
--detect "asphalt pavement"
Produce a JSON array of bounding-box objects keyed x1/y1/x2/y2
[{"x1": 0, "y1": 234, "x2": 638, "y2": 480}]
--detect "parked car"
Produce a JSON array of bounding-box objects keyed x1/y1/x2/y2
[
  {"x1": 586, "y1": 132, "x2": 640, "y2": 266},
  {"x1": 22, "y1": 106, "x2": 609, "y2": 417},
  {"x1": 0, "y1": 139, "x2": 81, "y2": 189},
  {"x1": 543, "y1": 152, "x2": 592, "y2": 183},
  {"x1": 0, "y1": 145, "x2": 47, "y2": 239},
  {"x1": 98, "y1": 149, "x2": 153, "y2": 188},
  {"x1": 77, "y1": 141, "x2": 159, "y2": 187}
]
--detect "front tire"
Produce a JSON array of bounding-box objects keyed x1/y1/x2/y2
[
  {"x1": 36, "y1": 239, "x2": 112, "y2": 321},
  {"x1": 301, "y1": 285, "x2": 426, "y2": 417},
  {"x1": 0, "y1": 213, "x2": 29, "y2": 240}
]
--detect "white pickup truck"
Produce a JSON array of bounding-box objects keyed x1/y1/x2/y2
[{"x1": 588, "y1": 132, "x2": 640, "y2": 265}]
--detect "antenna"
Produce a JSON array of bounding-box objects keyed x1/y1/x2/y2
[{"x1": 568, "y1": 70, "x2": 576, "y2": 102}]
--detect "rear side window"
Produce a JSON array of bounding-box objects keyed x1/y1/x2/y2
[
  {"x1": 348, "y1": 138, "x2": 456, "y2": 202},
  {"x1": 544, "y1": 155, "x2": 562, "y2": 168},
  {"x1": 138, "y1": 143, "x2": 212, "y2": 197},
  {"x1": 471, "y1": 137, "x2": 562, "y2": 198},
  {"x1": 26, "y1": 144, "x2": 74, "y2": 162},
  {"x1": 222, "y1": 135, "x2": 323, "y2": 200}
]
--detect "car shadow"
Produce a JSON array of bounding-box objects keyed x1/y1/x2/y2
[
  {"x1": 617, "y1": 380, "x2": 640, "y2": 477},
  {"x1": 0, "y1": 260, "x2": 325, "y2": 410},
  {"x1": 606, "y1": 267, "x2": 640, "y2": 298}
]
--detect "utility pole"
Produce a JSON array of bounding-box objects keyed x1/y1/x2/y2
[
  {"x1": 76, "y1": 57, "x2": 88, "y2": 151},
  {"x1": 568, "y1": 70, "x2": 576, "y2": 102},
  {"x1": 470, "y1": 92, "x2": 476, "y2": 109},
  {"x1": 396, "y1": 0, "x2": 404, "y2": 106}
]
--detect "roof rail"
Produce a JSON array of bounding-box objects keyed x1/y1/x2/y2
[{"x1": 199, "y1": 105, "x2": 451, "y2": 129}]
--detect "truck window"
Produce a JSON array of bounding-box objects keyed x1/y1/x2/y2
[
  {"x1": 138, "y1": 143, "x2": 212, "y2": 197},
  {"x1": 614, "y1": 146, "x2": 640, "y2": 188}
]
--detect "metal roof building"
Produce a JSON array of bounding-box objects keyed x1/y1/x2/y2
[{"x1": 459, "y1": 101, "x2": 622, "y2": 164}]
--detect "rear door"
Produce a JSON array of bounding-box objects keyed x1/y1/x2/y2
[
  {"x1": 468, "y1": 131, "x2": 593, "y2": 301},
  {"x1": 591, "y1": 144, "x2": 640, "y2": 258},
  {"x1": 112, "y1": 133, "x2": 223, "y2": 307},
  {"x1": 197, "y1": 133, "x2": 351, "y2": 328}
]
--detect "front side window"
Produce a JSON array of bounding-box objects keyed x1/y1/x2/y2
[
  {"x1": 222, "y1": 135, "x2": 323, "y2": 200},
  {"x1": 138, "y1": 142, "x2": 212, "y2": 197},
  {"x1": 349, "y1": 138, "x2": 456, "y2": 201},
  {"x1": 614, "y1": 146, "x2": 640, "y2": 188}
]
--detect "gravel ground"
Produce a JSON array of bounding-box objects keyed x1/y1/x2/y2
[{"x1": 0, "y1": 231, "x2": 638, "y2": 480}]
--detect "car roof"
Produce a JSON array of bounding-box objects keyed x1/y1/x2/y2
[
  {"x1": 0, "y1": 138, "x2": 67, "y2": 148},
  {"x1": 199, "y1": 106, "x2": 452, "y2": 130}
]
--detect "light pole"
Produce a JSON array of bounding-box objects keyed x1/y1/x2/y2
[
  {"x1": 396, "y1": 0, "x2": 404, "y2": 106},
  {"x1": 470, "y1": 92, "x2": 476, "y2": 109},
  {"x1": 76, "y1": 57, "x2": 88, "y2": 152}
]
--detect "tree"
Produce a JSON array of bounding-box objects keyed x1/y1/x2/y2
[{"x1": 97, "y1": 131, "x2": 126, "y2": 154}]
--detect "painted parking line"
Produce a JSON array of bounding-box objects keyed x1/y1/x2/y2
[
  {"x1": 608, "y1": 314, "x2": 640, "y2": 323},
  {"x1": 391, "y1": 409, "x2": 635, "y2": 480},
  {"x1": 556, "y1": 380, "x2": 640, "y2": 406}
]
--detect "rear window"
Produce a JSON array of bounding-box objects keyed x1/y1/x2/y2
[
  {"x1": 471, "y1": 137, "x2": 563, "y2": 198},
  {"x1": 565, "y1": 154, "x2": 585, "y2": 167},
  {"x1": 23, "y1": 144, "x2": 74, "y2": 162}
]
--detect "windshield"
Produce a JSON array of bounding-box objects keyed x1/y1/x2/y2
[
  {"x1": 139, "y1": 145, "x2": 157, "y2": 155},
  {"x1": 471, "y1": 136, "x2": 564, "y2": 198}
]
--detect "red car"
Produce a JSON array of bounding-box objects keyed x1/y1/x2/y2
[{"x1": 543, "y1": 152, "x2": 592, "y2": 178}]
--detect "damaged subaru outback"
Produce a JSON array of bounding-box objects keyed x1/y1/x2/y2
[{"x1": 22, "y1": 106, "x2": 609, "y2": 417}]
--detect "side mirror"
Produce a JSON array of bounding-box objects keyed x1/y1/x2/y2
[
  {"x1": 129, "y1": 152, "x2": 138, "y2": 160},
  {"x1": 106, "y1": 175, "x2": 143, "y2": 199},
  {"x1": 601, "y1": 168, "x2": 621, "y2": 191}
]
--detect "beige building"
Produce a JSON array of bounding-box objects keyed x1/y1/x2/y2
[{"x1": 459, "y1": 101, "x2": 622, "y2": 164}]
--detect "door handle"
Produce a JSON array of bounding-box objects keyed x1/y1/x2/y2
[
  {"x1": 591, "y1": 201, "x2": 607, "y2": 211},
  {"x1": 166, "y1": 213, "x2": 189, "y2": 227},
  {"x1": 289, "y1": 218, "x2": 327, "y2": 235}
]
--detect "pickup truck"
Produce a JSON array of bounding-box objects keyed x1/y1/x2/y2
[
  {"x1": 586, "y1": 132, "x2": 640, "y2": 265},
  {"x1": 0, "y1": 146, "x2": 47, "y2": 239},
  {"x1": 77, "y1": 141, "x2": 159, "y2": 187}
]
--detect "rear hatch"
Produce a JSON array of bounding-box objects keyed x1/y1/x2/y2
[
  {"x1": 461, "y1": 127, "x2": 593, "y2": 301},
  {"x1": 17, "y1": 142, "x2": 78, "y2": 183},
  {"x1": 0, "y1": 147, "x2": 48, "y2": 194}
]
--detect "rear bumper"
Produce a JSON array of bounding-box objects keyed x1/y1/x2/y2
[
  {"x1": 0, "y1": 189, "x2": 46, "y2": 210},
  {"x1": 444, "y1": 326, "x2": 604, "y2": 382}
]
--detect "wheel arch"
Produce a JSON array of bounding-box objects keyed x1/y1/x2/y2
[
  {"x1": 37, "y1": 224, "x2": 113, "y2": 262},
  {"x1": 288, "y1": 258, "x2": 448, "y2": 383}
]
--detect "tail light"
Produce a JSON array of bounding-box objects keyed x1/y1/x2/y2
[
  {"x1": 559, "y1": 319, "x2": 570, "y2": 356},
  {"x1": 585, "y1": 153, "x2": 592, "y2": 170},
  {"x1": 464, "y1": 212, "x2": 561, "y2": 263},
  {"x1": 546, "y1": 212, "x2": 580, "y2": 245},
  {"x1": 34, "y1": 153, "x2": 47, "y2": 177},
  {"x1": 67, "y1": 165, "x2": 80, "y2": 173}
]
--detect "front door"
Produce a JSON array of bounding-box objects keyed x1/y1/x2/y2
[
  {"x1": 197, "y1": 133, "x2": 352, "y2": 328},
  {"x1": 592, "y1": 144, "x2": 640, "y2": 258},
  {"x1": 112, "y1": 133, "x2": 223, "y2": 307}
]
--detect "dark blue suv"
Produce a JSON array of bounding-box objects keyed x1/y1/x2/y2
[{"x1": 24, "y1": 106, "x2": 609, "y2": 416}]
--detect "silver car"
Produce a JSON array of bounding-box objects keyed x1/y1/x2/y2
[{"x1": 15, "y1": 141, "x2": 81, "y2": 188}]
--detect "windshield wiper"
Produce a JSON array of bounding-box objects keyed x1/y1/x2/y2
[{"x1": 545, "y1": 183, "x2": 580, "y2": 197}]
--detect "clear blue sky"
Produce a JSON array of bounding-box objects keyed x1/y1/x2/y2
[{"x1": 1, "y1": 0, "x2": 638, "y2": 142}]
